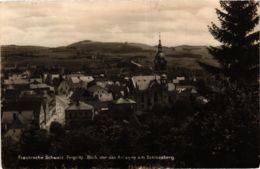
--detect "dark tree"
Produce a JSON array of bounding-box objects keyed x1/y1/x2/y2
[
  {"x1": 186, "y1": 2, "x2": 259, "y2": 163},
  {"x1": 2, "y1": 137, "x2": 20, "y2": 168},
  {"x1": 204, "y1": 1, "x2": 259, "y2": 83},
  {"x1": 49, "y1": 121, "x2": 65, "y2": 137},
  {"x1": 20, "y1": 129, "x2": 51, "y2": 155},
  {"x1": 183, "y1": 81, "x2": 259, "y2": 167}
]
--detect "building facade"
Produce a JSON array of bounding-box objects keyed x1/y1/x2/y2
[{"x1": 65, "y1": 101, "x2": 94, "y2": 129}]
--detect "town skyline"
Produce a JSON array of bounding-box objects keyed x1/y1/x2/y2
[{"x1": 1, "y1": 0, "x2": 221, "y2": 47}]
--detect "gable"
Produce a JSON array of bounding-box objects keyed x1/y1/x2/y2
[{"x1": 131, "y1": 75, "x2": 161, "y2": 91}]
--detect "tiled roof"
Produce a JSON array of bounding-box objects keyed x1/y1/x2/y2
[
  {"x1": 18, "y1": 111, "x2": 35, "y2": 125},
  {"x1": 131, "y1": 75, "x2": 161, "y2": 91},
  {"x1": 96, "y1": 81, "x2": 114, "y2": 88},
  {"x1": 2, "y1": 111, "x2": 17, "y2": 124},
  {"x1": 29, "y1": 78, "x2": 42, "y2": 84},
  {"x1": 2, "y1": 110, "x2": 34, "y2": 126},
  {"x1": 4, "y1": 79, "x2": 29, "y2": 85},
  {"x1": 175, "y1": 85, "x2": 196, "y2": 89},
  {"x1": 87, "y1": 85, "x2": 106, "y2": 93},
  {"x1": 2, "y1": 98, "x2": 43, "y2": 115},
  {"x1": 30, "y1": 83, "x2": 49, "y2": 89},
  {"x1": 66, "y1": 101, "x2": 94, "y2": 111},
  {"x1": 97, "y1": 93, "x2": 113, "y2": 102},
  {"x1": 51, "y1": 74, "x2": 60, "y2": 80},
  {"x1": 175, "y1": 85, "x2": 196, "y2": 93},
  {"x1": 79, "y1": 76, "x2": 94, "y2": 82},
  {"x1": 114, "y1": 98, "x2": 136, "y2": 104},
  {"x1": 71, "y1": 77, "x2": 80, "y2": 84},
  {"x1": 4, "y1": 128, "x2": 23, "y2": 143},
  {"x1": 85, "y1": 100, "x2": 109, "y2": 110},
  {"x1": 67, "y1": 74, "x2": 94, "y2": 84},
  {"x1": 176, "y1": 76, "x2": 185, "y2": 80}
]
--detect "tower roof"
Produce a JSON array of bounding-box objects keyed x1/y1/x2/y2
[
  {"x1": 154, "y1": 32, "x2": 167, "y2": 74},
  {"x1": 158, "y1": 32, "x2": 162, "y2": 52},
  {"x1": 155, "y1": 32, "x2": 165, "y2": 59}
]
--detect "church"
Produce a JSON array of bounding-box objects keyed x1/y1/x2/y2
[{"x1": 129, "y1": 35, "x2": 175, "y2": 111}]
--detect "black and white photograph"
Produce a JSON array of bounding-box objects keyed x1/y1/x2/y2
[{"x1": 0, "y1": 0, "x2": 259, "y2": 168}]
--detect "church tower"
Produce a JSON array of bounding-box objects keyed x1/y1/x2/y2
[{"x1": 154, "y1": 33, "x2": 167, "y2": 74}]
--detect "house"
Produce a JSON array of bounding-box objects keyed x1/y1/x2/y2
[
  {"x1": 57, "y1": 80, "x2": 70, "y2": 95},
  {"x1": 85, "y1": 100, "x2": 109, "y2": 114},
  {"x1": 29, "y1": 76, "x2": 43, "y2": 84},
  {"x1": 55, "y1": 95, "x2": 70, "y2": 125},
  {"x1": 3, "y1": 117, "x2": 24, "y2": 143},
  {"x1": 95, "y1": 80, "x2": 114, "y2": 88},
  {"x1": 2, "y1": 65, "x2": 16, "y2": 72},
  {"x1": 3, "y1": 82, "x2": 54, "y2": 102},
  {"x1": 173, "y1": 85, "x2": 198, "y2": 103},
  {"x1": 29, "y1": 83, "x2": 55, "y2": 93},
  {"x1": 196, "y1": 96, "x2": 209, "y2": 104},
  {"x1": 108, "y1": 97, "x2": 142, "y2": 127},
  {"x1": 56, "y1": 74, "x2": 94, "y2": 95},
  {"x1": 87, "y1": 85, "x2": 113, "y2": 102},
  {"x1": 65, "y1": 101, "x2": 94, "y2": 129},
  {"x1": 176, "y1": 76, "x2": 185, "y2": 81},
  {"x1": 2, "y1": 97, "x2": 45, "y2": 130},
  {"x1": 130, "y1": 74, "x2": 173, "y2": 111},
  {"x1": 175, "y1": 85, "x2": 197, "y2": 93},
  {"x1": 66, "y1": 74, "x2": 94, "y2": 89},
  {"x1": 45, "y1": 73, "x2": 60, "y2": 85},
  {"x1": 3, "y1": 78, "x2": 30, "y2": 90},
  {"x1": 107, "y1": 84, "x2": 127, "y2": 99},
  {"x1": 109, "y1": 97, "x2": 136, "y2": 117},
  {"x1": 172, "y1": 79, "x2": 179, "y2": 84},
  {"x1": 2, "y1": 87, "x2": 56, "y2": 130}
]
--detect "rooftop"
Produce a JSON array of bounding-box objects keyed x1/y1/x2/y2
[
  {"x1": 87, "y1": 85, "x2": 106, "y2": 93},
  {"x1": 4, "y1": 79, "x2": 29, "y2": 85},
  {"x1": 2, "y1": 110, "x2": 34, "y2": 126},
  {"x1": 67, "y1": 74, "x2": 94, "y2": 84},
  {"x1": 131, "y1": 75, "x2": 161, "y2": 91},
  {"x1": 66, "y1": 101, "x2": 94, "y2": 111},
  {"x1": 114, "y1": 97, "x2": 136, "y2": 104}
]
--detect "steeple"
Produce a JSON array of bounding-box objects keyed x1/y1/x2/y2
[
  {"x1": 154, "y1": 32, "x2": 167, "y2": 74},
  {"x1": 158, "y1": 32, "x2": 162, "y2": 52}
]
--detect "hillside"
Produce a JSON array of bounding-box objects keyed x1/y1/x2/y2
[{"x1": 1, "y1": 40, "x2": 218, "y2": 70}]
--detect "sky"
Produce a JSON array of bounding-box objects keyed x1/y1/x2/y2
[{"x1": 0, "y1": 0, "x2": 221, "y2": 47}]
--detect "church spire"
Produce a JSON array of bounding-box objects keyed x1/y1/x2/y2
[
  {"x1": 158, "y1": 32, "x2": 162, "y2": 52},
  {"x1": 154, "y1": 32, "x2": 167, "y2": 74}
]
